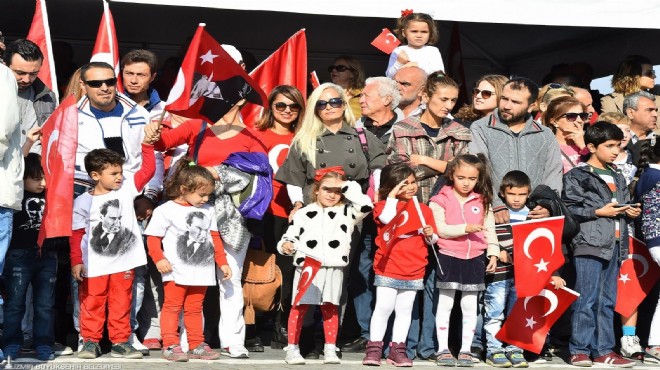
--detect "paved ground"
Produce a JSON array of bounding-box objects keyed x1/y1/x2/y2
[{"x1": 4, "y1": 347, "x2": 659, "y2": 370}]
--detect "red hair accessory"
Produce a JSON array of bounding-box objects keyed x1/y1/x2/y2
[
  {"x1": 401, "y1": 9, "x2": 413, "y2": 17},
  {"x1": 314, "y1": 166, "x2": 345, "y2": 182}
]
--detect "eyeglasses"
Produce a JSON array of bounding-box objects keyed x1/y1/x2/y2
[
  {"x1": 642, "y1": 70, "x2": 657, "y2": 78},
  {"x1": 473, "y1": 88, "x2": 494, "y2": 99},
  {"x1": 273, "y1": 102, "x2": 302, "y2": 112},
  {"x1": 315, "y1": 97, "x2": 344, "y2": 110},
  {"x1": 559, "y1": 112, "x2": 589, "y2": 122},
  {"x1": 84, "y1": 78, "x2": 118, "y2": 88},
  {"x1": 327, "y1": 65, "x2": 352, "y2": 73}
]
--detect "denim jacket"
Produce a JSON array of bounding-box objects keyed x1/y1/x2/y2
[{"x1": 562, "y1": 164, "x2": 631, "y2": 262}]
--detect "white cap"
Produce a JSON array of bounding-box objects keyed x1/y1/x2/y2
[{"x1": 221, "y1": 44, "x2": 243, "y2": 64}]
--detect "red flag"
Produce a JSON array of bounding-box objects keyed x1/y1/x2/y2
[
  {"x1": 26, "y1": 0, "x2": 58, "y2": 103},
  {"x1": 37, "y1": 95, "x2": 78, "y2": 247},
  {"x1": 375, "y1": 199, "x2": 424, "y2": 250},
  {"x1": 371, "y1": 28, "x2": 401, "y2": 54},
  {"x1": 310, "y1": 71, "x2": 320, "y2": 89},
  {"x1": 242, "y1": 30, "x2": 307, "y2": 126},
  {"x1": 511, "y1": 216, "x2": 565, "y2": 297},
  {"x1": 90, "y1": 0, "x2": 122, "y2": 91},
  {"x1": 293, "y1": 256, "x2": 322, "y2": 306},
  {"x1": 496, "y1": 283, "x2": 579, "y2": 354},
  {"x1": 615, "y1": 236, "x2": 660, "y2": 316},
  {"x1": 165, "y1": 24, "x2": 267, "y2": 123}
]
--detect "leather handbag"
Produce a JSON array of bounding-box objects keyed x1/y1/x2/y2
[{"x1": 241, "y1": 244, "x2": 282, "y2": 325}]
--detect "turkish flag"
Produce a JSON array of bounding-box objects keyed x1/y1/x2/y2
[
  {"x1": 37, "y1": 95, "x2": 78, "y2": 247},
  {"x1": 371, "y1": 28, "x2": 401, "y2": 54},
  {"x1": 90, "y1": 0, "x2": 122, "y2": 92},
  {"x1": 496, "y1": 282, "x2": 579, "y2": 354},
  {"x1": 165, "y1": 24, "x2": 267, "y2": 123},
  {"x1": 242, "y1": 30, "x2": 307, "y2": 126},
  {"x1": 26, "y1": 0, "x2": 58, "y2": 103},
  {"x1": 615, "y1": 236, "x2": 660, "y2": 316},
  {"x1": 310, "y1": 71, "x2": 320, "y2": 89},
  {"x1": 293, "y1": 256, "x2": 322, "y2": 306},
  {"x1": 511, "y1": 216, "x2": 565, "y2": 297},
  {"x1": 375, "y1": 199, "x2": 424, "y2": 250}
]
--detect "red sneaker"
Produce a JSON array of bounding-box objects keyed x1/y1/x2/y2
[
  {"x1": 142, "y1": 338, "x2": 162, "y2": 350},
  {"x1": 570, "y1": 353, "x2": 593, "y2": 367},
  {"x1": 593, "y1": 352, "x2": 635, "y2": 368}
]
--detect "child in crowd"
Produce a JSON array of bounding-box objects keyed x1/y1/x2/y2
[
  {"x1": 144, "y1": 158, "x2": 231, "y2": 362},
  {"x1": 634, "y1": 139, "x2": 660, "y2": 364},
  {"x1": 70, "y1": 141, "x2": 155, "y2": 360},
  {"x1": 600, "y1": 112, "x2": 637, "y2": 185},
  {"x1": 562, "y1": 121, "x2": 640, "y2": 368},
  {"x1": 385, "y1": 11, "x2": 444, "y2": 78},
  {"x1": 363, "y1": 163, "x2": 438, "y2": 367},
  {"x1": 278, "y1": 167, "x2": 373, "y2": 365},
  {"x1": 2, "y1": 153, "x2": 57, "y2": 361},
  {"x1": 429, "y1": 154, "x2": 499, "y2": 367}
]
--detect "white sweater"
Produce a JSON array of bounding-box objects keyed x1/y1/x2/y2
[
  {"x1": 386, "y1": 45, "x2": 445, "y2": 78},
  {"x1": 0, "y1": 64, "x2": 24, "y2": 210}
]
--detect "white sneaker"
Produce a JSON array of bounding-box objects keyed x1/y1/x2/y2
[
  {"x1": 620, "y1": 335, "x2": 643, "y2": 358},
  {"x1": 220, "y1": 345, "x2": 249, "y2": 358},
  {"x1": 284, "y1": 345, "x2": 305, "y2": 365},
  {"x1": 53, "y1": 342, "x2": 73, "y2": 356},
  {"x1": 323, "y1": 344, "x2": 341, "y2": 364},
  {"x1": 129, "y1": 333, "x2": 149, "y2": 355},
  {"x1": 77, "y1": 335, "x2": 83, "y2": 353}
]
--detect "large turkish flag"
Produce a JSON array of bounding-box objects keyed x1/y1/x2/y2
[{"x1": 615, "y1": 236, "x2": 660, "y2": 316}]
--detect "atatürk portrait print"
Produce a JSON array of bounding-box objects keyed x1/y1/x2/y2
[
  {"x1": 176, "y1": 211, "x2": 214, "y2": 265},
  {"x1": 89, "y1": 199, "x2": 136, "y2": 256}
]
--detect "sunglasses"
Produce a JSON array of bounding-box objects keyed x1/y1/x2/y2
[
  {"x1": 315, "y1": 97, "x2": 344, "y2": 110},
  {"x1": 473, "y1": 88, "x2": 494, "y2": 99},
  {"x1": 642, "y1": 70, "x2": 657, "y2": 78},
  {"x1": 273, "y1": 102, "x2": 302, "y2": 112},
  {"x1": 559, "y1": 112, "x2": 589, "y2": 122},
  {"x1": 327, "y1": 65, "x2": 352, "y2": 73},
  {"x1": 84, "y1": 78, "x2": 118, "y2": 88}
]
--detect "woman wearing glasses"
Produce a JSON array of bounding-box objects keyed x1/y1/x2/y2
[
  {"x1": 542, "y1": 96, "x2": 589, "y2": 173},
  {"x1": 602, "y1": 55, "x2": 660, "y2": 114},
  {"x1": 535, "y1": 83, "x2": 575, "y2": 123},
  {"x1": 252, "y1": 85, "x2": 305, "y2": 351},
  {"x1": 328, "y1": 55, "x2": 366, "y2": 119},
  {"x1": 454, "y1": 75, "x2": 508, "y2": 126}
]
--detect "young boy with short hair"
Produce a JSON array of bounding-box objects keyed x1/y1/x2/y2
[
  {"x1": 70, "y1": 140, "x2": 155, "y2": 359},
  {"x1": 562, "y1": 121, "x2": 641, "y2": 368}
]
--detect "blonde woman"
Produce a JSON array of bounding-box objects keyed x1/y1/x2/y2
[
  {"x1": 535, "y1": 83, "x2": 575, "y2": 123},
  {"x1": 602, "y1": 55, "x2": 660, "y2": 114}
]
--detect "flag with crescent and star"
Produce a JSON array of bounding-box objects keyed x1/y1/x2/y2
[
  {"x1": 292, "y1": 256, "x2": 322, "y2": 306},
  {"x1": 90, "y1": 0, "x2": 122, "y2": 92},
  {"x1": 615, "y1": 236, "x2": 660, "y2": 316},
  {"x1": 37, "y1": 95, "x2": 78, "y2": 247},
  {"x1": 496, "y1": 282, "x2": 579, "y2": 354},
  {"x1": 371, "y1": 28, "x2": 401, "y2": 54},
  {"x1": 374, "y1": 199, "x2": 424, "y2": 250},
  {"x1": 511, "y1": 216, "x2": 565, "y2": 297},
  {"x1": 165, "y1": 23, "x2": 267, "y2": 123}
]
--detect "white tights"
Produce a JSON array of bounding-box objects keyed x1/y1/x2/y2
[
  {"x1": 435, "y1": 289, "x2": 478, "y2": 353},
  {"x1": 369, "y1": 287, "x2": 417, "y2": 343}
]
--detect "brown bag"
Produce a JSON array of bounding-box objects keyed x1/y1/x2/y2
[{"x1": 241, "y1": 247, "x2": 282, "y2": 324}]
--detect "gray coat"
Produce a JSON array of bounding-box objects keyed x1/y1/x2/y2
[
  {"x1": 469, "y1": 111, "x2": 563, "y2": 210},
  {"x1": 19, "y1": 78, "x2": 57, "y2": 154}
]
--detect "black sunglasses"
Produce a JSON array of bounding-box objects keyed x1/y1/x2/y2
[
  {"x1": 473, "y1": 88, "x2": 494, "y2": 100},
  {"x1": 559, "y1": 112, "x2": 589, "y2": 122},
  {"x1": 273, "y1": 102, "x2": 302, "y2": 112},
  {"x1": 643, "y1": 70, "x2": 657, "y2": 78},
  {"x1": 315, "y1": 97, "x2": 344, "y2": 110},
  {"x1": 327, "y1": 65, "x2": 352, "y2": 73},
  {"x1": 84, "y1": 77, "x2": 118, "y2": 88}
]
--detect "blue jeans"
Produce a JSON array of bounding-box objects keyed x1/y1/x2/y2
[
  {"x1": 2, "y1": 248, "x2": 57, "y2": 348},
  {"x1": 349, "y1": 217, "x2": 376, "y2": 340},
  {"x1": 407, "y1": 255, "x2": 438, "y2": 358},
  {"x1": 483, "y1": 278, "x2": 520, "y2": 354},
  {"x1": 0, "y1": 207, "x2": 14, "y2": 274},
  {"x1": 570, "y1": 249, "x2": 619, "y2": 357}
]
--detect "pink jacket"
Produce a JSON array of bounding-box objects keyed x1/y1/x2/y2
[{"x1": 429, "y1": 185, "x2": 497, "y2": 260}]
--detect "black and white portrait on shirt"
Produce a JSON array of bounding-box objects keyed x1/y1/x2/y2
[
  {"x1": 176, "y1": 211, "x2": 214, "y2": 265},
  {"x1": 89, "y1": 199, "x2": 136, "y2": 256}
]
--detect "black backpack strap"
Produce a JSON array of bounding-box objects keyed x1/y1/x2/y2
[{"x1": 192, "y1": 121, "x2": 207, "y2": 164}]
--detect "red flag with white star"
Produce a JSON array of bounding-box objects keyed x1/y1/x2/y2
[
  {"x1": 374, "y1": 199, "x2": 425, "y2": 250},
  {"x1": 293, "y1": 256, "x2": 322, "y2": 306},
  {"x1": 615, "y1": 236, "x2": 660, "y2": 316},
  {"x1": 496, "y1": 282, "x2": 579, "y2": 354},
  {"x1": 165, "y1": 24, "x2": 267, "y2": 123},
  {"x1": 371, "y1": 28, "x2": 401, "y2": 54},
  {"x1": 90, "y1": 0, "x2": 122, "y2": 92},
  {"x1": 511, "y1": 216, "x2": 565, "y2": 297}
]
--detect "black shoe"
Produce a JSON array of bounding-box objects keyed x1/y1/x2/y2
[
  {"x1": 420, "y1": 352, "x2": 440, "y2": 362},
  {"x1": 305, "y1": 348, "x2": 321, "y2": 359},
  {"x1": 245, "y1": 337, "x2": 264, "y2": 352},
  {"x1": 271, "y1": 317, "x2": 288, "y2": 349},
  {"x1": 340, "y1": 337, "x2": 367, "y2": 353}
]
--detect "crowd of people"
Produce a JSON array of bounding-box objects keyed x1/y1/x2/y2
[{"x1": 0, "y1": 9, "x2": 659, "y2": 369}]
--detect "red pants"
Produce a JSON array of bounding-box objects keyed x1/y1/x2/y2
[
  {"x1": 79, "y1": 270, "x2": 134, "y2": 343},
  {"x1": 161, "y1": 281, "x2": 207, "y2": 349},
  {"x1": 287, "y1": 303, "x2": 338, "y2": 345}
]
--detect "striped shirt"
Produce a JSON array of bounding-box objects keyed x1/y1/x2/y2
[
  {"x1": 591, "y1": 165, "x2": 620, "y2": 238},
  {"x1": 488, "y1": 206, "x2": 530, "y2": 283}
]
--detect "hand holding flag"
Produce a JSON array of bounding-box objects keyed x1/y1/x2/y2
[{"x1": 371, "y1": 28, "x2": 401, "y2": 54}]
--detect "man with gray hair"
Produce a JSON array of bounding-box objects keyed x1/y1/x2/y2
[
  {"x1": 393, "y1": 67, "x2": 427, "y2": 117},
  {"x1": 623, "y1": 90, "x2": 657, "y2": 145},
  {"x1": 356, "y1": 76, "x2": 403, "y2": 145}
]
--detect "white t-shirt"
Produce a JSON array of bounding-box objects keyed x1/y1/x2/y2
[
  {"x1": 144, "y1": 201, "x2": 219, "y2": 286},
  {"x1": 72, "y1": 177, "x2": 147, "y2": 278},
  {"x1": 386, "y1": 45, "x2": 445, "y2": 78}
]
